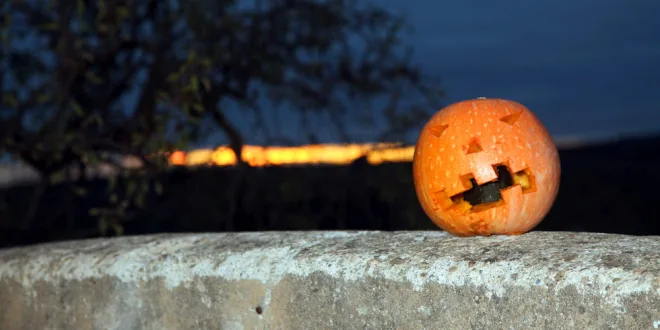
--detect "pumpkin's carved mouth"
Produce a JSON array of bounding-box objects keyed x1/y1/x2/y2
[{"x1": 447, "y1": 164, "x2": 536, "y2": 213}]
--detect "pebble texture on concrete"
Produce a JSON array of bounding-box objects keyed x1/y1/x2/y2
[{"x1": 0, "y1": 231, "x2": 659, "y2": 329}]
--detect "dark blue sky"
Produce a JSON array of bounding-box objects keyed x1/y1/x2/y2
[
  {"x1": 217, "y1": 0, "x2": 660, "y2": 147},
  {"x1": 6, "y1": 0, "x2": 659, "y2": 149}
]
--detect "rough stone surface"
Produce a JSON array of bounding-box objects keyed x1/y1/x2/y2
[{"x1": 1, "y1": 231, "x2": 659, "y2": 330}]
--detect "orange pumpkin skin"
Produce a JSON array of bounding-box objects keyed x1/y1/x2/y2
[{"x1": 413, "y1": 98, "x2": 561, "y2": 236}]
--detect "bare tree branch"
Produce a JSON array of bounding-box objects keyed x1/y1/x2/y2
[{"x1": 1, "y1": 0, "x2": 444, "y2": 232}]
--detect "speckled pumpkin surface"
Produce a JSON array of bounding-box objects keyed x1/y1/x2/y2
[{"x1": 413, "y1": 98, "x2": 561, "y2": 236}]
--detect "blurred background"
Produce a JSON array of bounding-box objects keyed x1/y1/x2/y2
[{"x1": 1, "y1": 0, "x2": 659, "y2": 248}]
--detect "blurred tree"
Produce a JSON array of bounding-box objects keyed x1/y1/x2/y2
[{"x1": 0, "y1": 0, "x2": 443, "y2": 235}]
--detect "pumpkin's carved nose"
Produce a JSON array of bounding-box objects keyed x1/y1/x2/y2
[{"x1": 466, "y1": 139, "x2": 482, "y2": 154}]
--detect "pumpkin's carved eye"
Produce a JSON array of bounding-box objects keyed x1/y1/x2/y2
[
  {"x1": 428, "y1": 124, "x2": 448, "y2": 137},
  {"x1": 466, "y1": 139, "x2": 482, "y2": 154},
  {"x1": 500, "y1": 111, "x2": 522, "y2": 125}
]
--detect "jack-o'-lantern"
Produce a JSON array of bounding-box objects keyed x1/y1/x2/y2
[{"x1": 413, "y1": 98, "x2": 560, "y2": 236}]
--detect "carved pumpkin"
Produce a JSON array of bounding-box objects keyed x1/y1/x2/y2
[{"x1": 413, "y1": 98, "x2": 561, "y2": 236}]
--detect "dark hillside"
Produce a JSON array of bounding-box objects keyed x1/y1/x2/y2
[{"x1": 2, "y1": 134, "x2": 659, "y2": 248}]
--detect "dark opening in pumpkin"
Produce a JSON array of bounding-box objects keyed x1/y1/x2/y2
[{"x1": 449, "y1": 165, "x2": 536, "y2": 213}]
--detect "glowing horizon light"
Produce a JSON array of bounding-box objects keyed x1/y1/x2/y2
[{"x1": 169, "y1": 143, "x2": 416, "y2": 167}]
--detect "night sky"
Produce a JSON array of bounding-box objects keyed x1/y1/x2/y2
[
  {"x1": 218, "y1": 0, "x2": 660, "y2": 147},
  {"x1": 5, "y1": 0, "x2": 660, "y2": 149}
]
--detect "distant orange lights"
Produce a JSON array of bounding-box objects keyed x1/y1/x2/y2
[
  {"x1": 169, "y1": 151, "x2": 186, "y2": 165},
  {"x1": 168, "y1": 144, "x2": 416, "y2": 167}
]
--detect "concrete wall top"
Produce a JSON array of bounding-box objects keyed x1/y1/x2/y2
[{"x1": 1, "y1": 231, "x2": 659, "y2": 329}]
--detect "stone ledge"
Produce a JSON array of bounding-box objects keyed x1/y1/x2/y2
[{"x1": 0, "y1": 231, "x2": 659, "y2": 329}]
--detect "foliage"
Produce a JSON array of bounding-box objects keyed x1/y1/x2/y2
[{"x1": 0, "y1": 0, "x2": 444, "y2": 234}]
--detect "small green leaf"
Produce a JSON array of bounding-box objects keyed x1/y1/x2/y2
[
  {"x1": 107, "y1": 176, "x2": 117, "y2": 192},
  {"x1": 85, "y1": 154, "x2": 100, "y2": 166},
  {"x1": 77, "y1": 0, "x2": 86, "y2": 18},
  {"x1": 98, "y1": 217, "x2": 108, "y2": 236},
  {"x1": 116, "y1": 6, "x2": 130, "y2": 19},
  {"x1": 72, "y1": 102, "x2": 84, "y2": 115},
  {"x1": 36, "y1": 93, "x2": 51, "y2": 103},
  {"x1": 201, "y1": 78, "x2": 211, "y2": 91},
  {"x1": 192, "y1": 103, "x2": 205, "y2": 113},
  {"x1": 73, "y1": 186, "x2": 87, "y2": 196},
  {"x1": 155, "y1": 182, "x2": 164, "y2": 195},
  {"x1": 127, "y1": 180, "x2": 137, "y2": 196},
  {"x1": 156, "y1": 90, "x2": 170, "y2": 101},
  {"x1": 166, "y1": 72, "x2": 180, "y2": 82},
  {"x1": 78, "y1": 21, "x2": 88, "y2": 33},
  {"x1": 40, "y1": 22, "x2": 59, "y2": 31},
  {"x1": 3, "y1": 93, "x2": 18, "y2": 108},
  {"x1": 82, "y1": 113, "x2": 104, "y2": 127},
  {"x1": 94, "y1": 115, "x2": 104, "y2": 126},
  {"x1": 140, "y1": 180, "x2": 150, "y2": 193},
  {"x1": 111, "y1": 223, "x2": 124, "y2": 236},
  {"x1": 85, "y1": 72, "x2": 103, "y2": 84},
  {"x1": 135, "y1": 194, "x2": 145, "y2": 208},
  {"x1": 190, "y1": 76, "x2": 199, "y2": 91}
]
